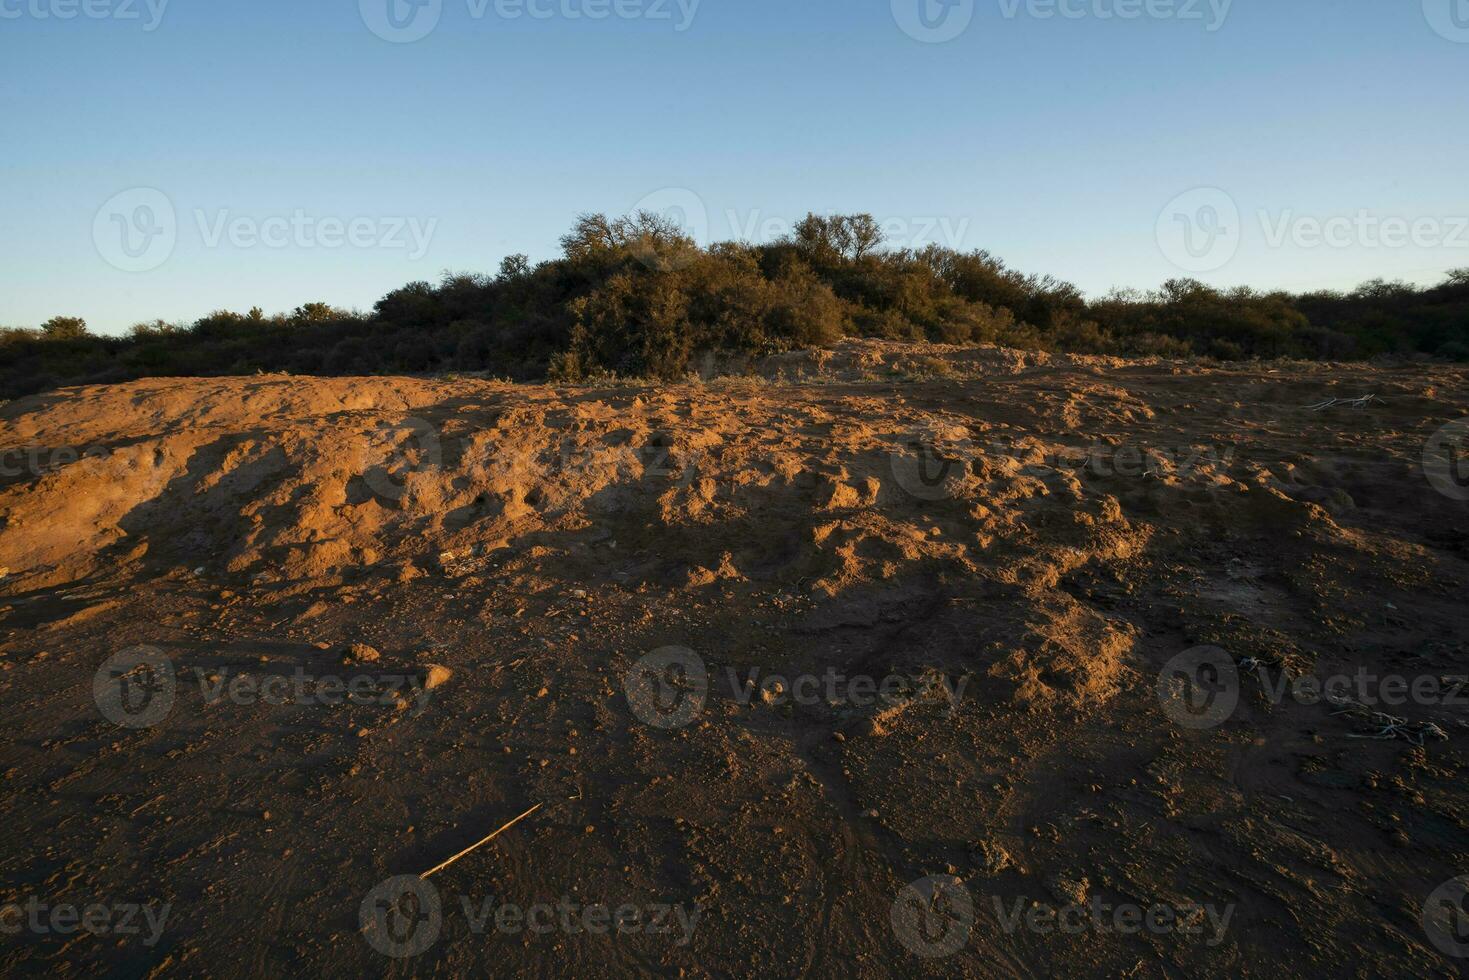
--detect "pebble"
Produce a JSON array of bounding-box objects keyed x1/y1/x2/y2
[{"x1": 344, "y1": 643, "x2": 381, "y2": 663}]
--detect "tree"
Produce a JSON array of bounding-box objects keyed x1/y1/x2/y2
[
  {"x1": 498, "y1": 254, "x2": 531, "y2": 280},
  {"x1": 844, "y1": 214, "x2": 885, "y2": 259},
  {"x1": 129, "y1": 319, "x2": 183, "y2": 338},
  {"x1": 40, "y1": 316, "x2": 88, "y2": 340},
  {"x1": 793, "y1": 214, "x2": 843, "y2": 265},
  {"x1": 559, "y1": 214, "x2": 615, "y2": 261},
  {"x1": 291, "y1": 303, "x2": 337, "y2": 324},
  {"x1": 793, "y1": 214, "x2": 886, "y2": 262}
]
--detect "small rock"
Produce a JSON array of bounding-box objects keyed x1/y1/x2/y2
[
  {"x1": 344, "y1": 643, "x2": 381, "y2": 664},
  {"x1": 424, "y1": 665, "x2": 454, "y2": 691}
]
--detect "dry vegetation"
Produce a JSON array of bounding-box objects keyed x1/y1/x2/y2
[{"x1": 4, "y1": 213, "x2": 1468, "y2": 399}]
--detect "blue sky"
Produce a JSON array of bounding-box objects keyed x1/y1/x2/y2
[{"x1": 3, "y1": 0, "x2": 1467, "y2": 333}]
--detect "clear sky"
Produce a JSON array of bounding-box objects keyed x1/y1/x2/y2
[{"x1": 3, "y1": 0, "x2": 1467, "y2": 333}]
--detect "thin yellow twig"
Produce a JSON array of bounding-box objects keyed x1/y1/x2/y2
[{"x1": 420, "y1": 802, "x2": 544, "y2": 879}]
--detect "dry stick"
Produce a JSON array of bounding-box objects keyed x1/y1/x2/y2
[{"x1": 420, "y1": 802, "x2": 544, "y2": 880}]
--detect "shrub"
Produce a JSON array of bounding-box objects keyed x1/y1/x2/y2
[
  {"x1": 5, "y1": 214, "x2": 1467, "y2": 397},
  {"x1": 40, "y1": 316, "x2": 89, "y2": 340}
]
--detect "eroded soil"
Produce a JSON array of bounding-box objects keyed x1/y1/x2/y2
[{"x1": 2, "y1": 341, "x2": 1467, "y2": 977}]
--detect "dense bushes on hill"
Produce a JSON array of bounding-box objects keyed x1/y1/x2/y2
[{"x1": 3, "y1": 214, "x2": 1466, "y2": 397}]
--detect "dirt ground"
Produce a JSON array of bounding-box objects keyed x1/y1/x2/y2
[{"x1": 2, "y1": 340, "x2": 1468, "y2": 978}]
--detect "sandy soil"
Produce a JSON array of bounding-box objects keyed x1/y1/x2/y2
[{"x1": 2, "y1": 340, "x2": 1467, "y2": 977}]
